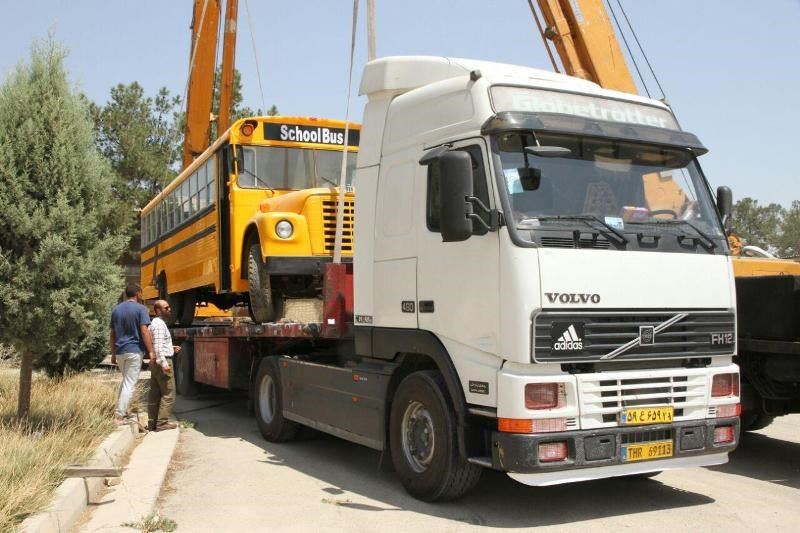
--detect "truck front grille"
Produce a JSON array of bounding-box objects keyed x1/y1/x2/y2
[
  {"x1": 533, "y1": 309, "x2": 735, "y2": 363},
  {"x1": 322, "y1": 199, "x2": 354, "y2": 254},
  {"x1": 578, "y1": 368, "x2": 710, "y2": 429}
]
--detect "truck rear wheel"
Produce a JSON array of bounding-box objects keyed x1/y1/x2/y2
[
  {"x1": 247, "y1": 244, "x2": 278, "y2": 323},
  {"x1": 389, "y1": 370, "x2": 481, "y2": 501},
  {"x1": 254, "y1": 357, "x2": 299, "y2": 442}
]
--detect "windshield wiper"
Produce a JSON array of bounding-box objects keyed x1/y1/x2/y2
[
  {"x1": 536, "y1": 215, "x2": 629, "y2": 244},
  {"x1": 648, "y1": 219, "x2": 717, "y2": 249}
]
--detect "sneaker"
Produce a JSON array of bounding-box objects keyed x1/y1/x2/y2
[{"x1": 155, "y1": 422, "x2": 177, "y2": 431}]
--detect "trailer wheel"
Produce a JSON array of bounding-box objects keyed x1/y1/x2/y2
[
  {"x1": 175, "y1": 341, "x2": 199, "y2": 397},
  {"x1": 389, "y1": 370, "x2": 481, "y2": 501},
  {"x1": 254, "y1": 357, "x2": 299, "y2": 442},
  {"x1": 247, "y1": 244, "x2": 277, "y2": 324}
]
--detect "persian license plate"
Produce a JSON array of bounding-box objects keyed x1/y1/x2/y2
[
  {"x1": 622, "y1": 440, "x2": 673, "y2": 462},
  {"x1": 621, "y1": 406, "x2": 674, "y2": 425}
]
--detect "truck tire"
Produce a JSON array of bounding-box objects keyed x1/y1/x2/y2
[
  {"x1": 740, "y1": 380, "x2": 775, "y2": 431},
  {"x1": 254, "y1": 357, "x2": 299, "y2": 442},
  {"x1": 175, "y1": 341, "x2": 199, "y2": 397},
  {"x1": 247, "y1": 244, "x2": 277, "y2": 324},
  {"x1": 743, "y1": 413, "x2": 775, "y2": 432},
  {"x1": 389, "y1": 370, "x2": 481, "y2": 501}
]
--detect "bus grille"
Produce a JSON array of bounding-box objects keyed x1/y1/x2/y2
[{"x1": 322, "y1": 199, "x2": 355, "y2": 254}]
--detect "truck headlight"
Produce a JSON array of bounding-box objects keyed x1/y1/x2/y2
[{"x1": 275, "y1": 220, "x2": 293, "y2": 239}]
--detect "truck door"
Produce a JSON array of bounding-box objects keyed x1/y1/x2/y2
[
  {"x1": 416, "y1": 139, "x2": 500, "y2": 405},
  {"x1": 372, "y1": 151, "x2": 418, "y2": 330}
]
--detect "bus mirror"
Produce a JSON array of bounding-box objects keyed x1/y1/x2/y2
[
  {"x1": 438, "y1": 151, "x2": 474, "y2": 242},
  {"x1": 716, "y1": 185, "x2": 733, "y2": 230}
]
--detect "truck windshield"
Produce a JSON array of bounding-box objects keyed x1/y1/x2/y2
[
  {"x1": 494, "y1": 131, "x2": 724, "y2": 242},
  {"x1": 238, "y1": 145, "x2": 356, "y2": 190}
]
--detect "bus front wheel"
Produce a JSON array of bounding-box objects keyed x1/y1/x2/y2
[{"x1": 247, "y1": 244, "x2": 278, "y2": 324}]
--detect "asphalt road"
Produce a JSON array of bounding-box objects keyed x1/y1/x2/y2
[{"x1": 157, "y1": 392, "x2": 799, "y2": 532}]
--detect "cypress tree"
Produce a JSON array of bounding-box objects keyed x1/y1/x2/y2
[{"x1": 0, "y1": 38, "x2": 128, "y2": 417}]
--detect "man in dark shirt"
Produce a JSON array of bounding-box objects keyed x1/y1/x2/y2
[{"x1": 110, "y1": 284, "x2": 155, "y2": 424}]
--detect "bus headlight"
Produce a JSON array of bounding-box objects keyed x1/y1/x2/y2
[{"x1": 275, "y1": 220, "x2": 294, "y2": 239}]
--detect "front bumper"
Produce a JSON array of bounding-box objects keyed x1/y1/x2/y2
[{"x1": 491, "y1": 417, "x2": 739, "y2": 484}]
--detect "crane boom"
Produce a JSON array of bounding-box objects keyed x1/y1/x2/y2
[
  {"x1": 183, "y1": 0, "x2": 221, "y2": 169},
  {"x1": 533, "y1": 0, "x2": 637, "y2": 94}
]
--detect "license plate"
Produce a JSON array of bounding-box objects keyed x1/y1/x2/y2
[
  {"x1": 622, "y1": 440, "x2": 673, "y2": 462},
  {"x1": 621, "y1": 406, "x2": 674, "y2": 425}
]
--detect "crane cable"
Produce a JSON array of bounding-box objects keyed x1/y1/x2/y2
[
  {"x1": 526, "y1": 0, "x2": 561, "y2": 74},
  {"x1": 332, "y1": 0, "x2": 359, "y2": 264},
  {"x1": 614, "y1": 0, "x2": 667, "y2": 101},
  {"x1": 243, "y1": 0, "x2": 267, "y2": 113}
]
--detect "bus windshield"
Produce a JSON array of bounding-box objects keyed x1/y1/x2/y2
[
  {"x1": 238, "y1": 145, "x2": 356, "y2": 190},
  {"x1": 494, "y1": 131, "x2": 724, "y2": 240}
]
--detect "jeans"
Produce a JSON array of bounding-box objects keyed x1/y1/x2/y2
[
  {"x1": 148, "y1": 361, "x2": 176, "y2": 426},
  {"x1": 115, "y1": 352, "x2": 143, "y2": 418}
]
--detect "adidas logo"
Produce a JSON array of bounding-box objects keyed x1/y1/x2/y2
[{"x1": 553, "y1": 325, "x2": 583, "y2": 351}]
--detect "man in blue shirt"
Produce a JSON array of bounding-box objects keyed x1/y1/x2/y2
[{"x1": 110, "y1": 284, "x2": 155, "y2": 424}]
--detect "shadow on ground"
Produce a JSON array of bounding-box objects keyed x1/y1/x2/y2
[
  {"x1": 709, "y1": 430, "x2": 800, "y2": 490},
  {"x1": 172, "y1": 392, "x2": 717, "y2": 528}
]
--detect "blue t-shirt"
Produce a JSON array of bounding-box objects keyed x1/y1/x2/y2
[{"x1": 110, "y1": 300, "x2": 151, "y2": 355}]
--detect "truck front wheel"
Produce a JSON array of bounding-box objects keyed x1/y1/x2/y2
[
  {"x1": 254, "y1": 357, "x2": 299, "y2": 442},
  {"x1": 389, "y1": 370, "x2": 481, "y2": 501}
]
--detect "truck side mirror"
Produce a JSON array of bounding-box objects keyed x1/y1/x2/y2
[
  {"x1": 438, "y1": 151, "x2": 474, "y2": 242},
  {"x1": 716, "y1": 185, "x2": 733, "y2": 230}
]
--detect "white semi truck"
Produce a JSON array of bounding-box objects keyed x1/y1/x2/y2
[{"x1": 173, "y1": 56, "x2": 741, "y2": 501}]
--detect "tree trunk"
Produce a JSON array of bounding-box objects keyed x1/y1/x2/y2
[{"x1": 17, "y1": 351, "x2": 33, "y2": 418}]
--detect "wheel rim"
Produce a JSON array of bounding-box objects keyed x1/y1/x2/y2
[
  {"x1": 258, "y1": 374, "x2": 276, "y2": 424},
  {"x1": 401, "y1": 400, "x2": 435, "y2": 473}
]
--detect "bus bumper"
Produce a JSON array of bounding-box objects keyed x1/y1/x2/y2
[{"x1": 491, "y1": 417, "x2": 739, "y2": 486}]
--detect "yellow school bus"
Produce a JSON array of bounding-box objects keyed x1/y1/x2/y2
[{"x1": 140, "y1": 116, "x2": 359, "y2": 325}]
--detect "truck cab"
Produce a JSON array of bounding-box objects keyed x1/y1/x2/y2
[{"x1": 353, "y1": 56, "x2": 739, "y2": 491}]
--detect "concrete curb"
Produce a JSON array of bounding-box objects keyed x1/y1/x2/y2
[
  {"x1": 79, "y1": 425, "x2": 180, "y2": 532},
  {"x1": 20, "y1": 422, "x2": 139, "y2": 533}
]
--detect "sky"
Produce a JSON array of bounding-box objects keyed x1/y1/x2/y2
[{"x1": 1, "y1": 0, "x2": 798, "y2": 206}]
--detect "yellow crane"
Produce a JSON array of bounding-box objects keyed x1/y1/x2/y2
[
  {"x1": 529, "y1": 0, "x2": 800, "y2": 429},
  {"x1": 183, "y1": 0, "x2": 238, "y2": 169}
]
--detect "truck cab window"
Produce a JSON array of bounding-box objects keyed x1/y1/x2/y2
[{"x1": 427, "y1": 145, "x2": 490, "y2": 235}]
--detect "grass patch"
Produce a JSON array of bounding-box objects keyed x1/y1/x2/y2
[
  {"x1": 0, "y1": 371, "x2": 117, "y2": 532},
  {"x1": 122, "y1": 513, "x2": 177, "y2": 532},
  {"x1": 176, "y1": 419, "x2": 194, "y2": 429}
]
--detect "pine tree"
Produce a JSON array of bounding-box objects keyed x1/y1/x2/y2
[{"x1": 0, "y1": 39, "x2": 128, "y2": 417}]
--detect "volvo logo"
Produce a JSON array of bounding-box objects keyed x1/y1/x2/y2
[{"x1": 545, "y1": 292, "x2": 601, "y2": 304}]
